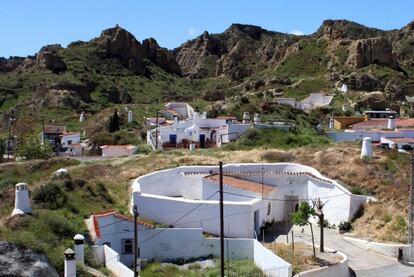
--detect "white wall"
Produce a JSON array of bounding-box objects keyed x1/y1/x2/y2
[
  {"x1": 61, "y1": 133, "x2": 80, "y2": 147},
  {"x1": 103, "y1": 245, "x2": 134, "y2": 277},
  {"x1": 132, "y1": 164, "x2": 367, "y2": 238},
  {"x1": 96, "y1": 227, "x2": 292, "y2": 277},
  {"x1": 253, "y1": 240, "x2": 292, "y2": 277},
  {"x1": 327, "y1": 129, "x2": 414, "y2": 142}
]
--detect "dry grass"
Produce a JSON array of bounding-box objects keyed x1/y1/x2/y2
[{"x1": 265, "y1": 242, "x2": 340, "y2": 274}]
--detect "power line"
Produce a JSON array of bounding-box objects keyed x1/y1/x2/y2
[{"x1": 222, "y1": 191, "x2": 348, "y2": 202}]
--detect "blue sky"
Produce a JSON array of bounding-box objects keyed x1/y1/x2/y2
[{"x1": 1, "y1": 0, "x2": 413, "y2": 57}]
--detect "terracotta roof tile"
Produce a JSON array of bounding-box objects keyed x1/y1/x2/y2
[
  {"x1": 100, "y1": 144, "x2": 136, "y2": 149},
  {"x1": 204, "y1": 174, "x2": 276, "y2": 195},
  {"x1": 92, "y1": 210, "x2": 154, "y2": 239}
]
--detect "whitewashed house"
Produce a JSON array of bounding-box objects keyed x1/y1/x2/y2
[
  {"x1": 100, "y1": 145, "x2": 137, "y2": 157},
  {"x1": 275, "y1": 93, "x2": 333, "y2": 110},
  {"x1": 132, "y1": 163, "x2": 368, "y2": 238},
  {"x1": 87, "y1": 210, "x2": 292, "y2": 277},
  {"x1": 160, "y1": 102, "x2": 194, "y2": 120},
  {"x1": 60, "y1": 132, "x2": 81, "y2": 149}
]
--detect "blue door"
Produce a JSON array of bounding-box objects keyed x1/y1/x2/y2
[{"x1": 169, "y1": 134, "x2": 177, "y2": 144}]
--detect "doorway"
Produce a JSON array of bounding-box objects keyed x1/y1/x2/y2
[
  {"x1": 169, "y1": 134, "x2": 177, "y2": 145},
  {"x1": 254, "y1": 210, "x2": 260, "y2": 237},
  {"x1": 199, "y1": 134, "x2": 206, "y2": 148}
]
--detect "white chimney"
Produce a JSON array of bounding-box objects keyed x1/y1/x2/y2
[
  {"x1": 189, "y1": 143, "x2": 196, "y2": 151},
  {"x1": 74, "y1": 234, "x2": 85, "y2": 264},
  {"x1": 64, "y1": 248, "x2": 76, "y2": 277},
  {"x1": 242, "y1": 112, "x2": 251, "y2": 124},
  {"x1": 174, "y1": 116, "x2": 179, "y2": 124},
  {"x1": 79, "y1": 112, "x2": 85, "y2": 123},
  {"x1": 340, "y1": 84, "x2": 348, "y2": 93},
  {"x1": 128, "y1": 110, "x2": 133, "y2": 123},
  {"x1": 361, "y1": 137, "x2": 373, "y2": 159},
  {"x1": 202, "y1": 111, "x2": 207, "y2": 119},
  {"x1": 387, "y1": 116, "x2": 396, "y2": 130},
  {"x1": 12, "y1": 183, "x2": 32, "y2": 216},
  {"x1": 253, "y1": 114, "x2": 261, "y2": 124},
  {"x1": 193, "y1": 112, "x2": 200, "y2": 119},
  {"x1": 329, "y1": 117, "x2": 334, "y2": 130}
]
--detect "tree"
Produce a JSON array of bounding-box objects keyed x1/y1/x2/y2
[
  {"x1": 291, "y1": 201, "x2": 316, "y2": 257},
  {"x1": 17, "y1": 135, "x2": 53, "y2": 160},
  {"x1": 0, "y1": 140, "x2": 5, "y2": 162},
  {"x1": 312, "y1": 198, "x2": 328, "y2": 253},
  {"x1": 109, "y1": 109, "x2": 120, "y2": 133}
]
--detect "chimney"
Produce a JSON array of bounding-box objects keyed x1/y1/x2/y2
[
  {"x1": 361, "y1": 137, "x2": 373, "y2": 159},
  {"x1": 387, "y1": 116, "x2": 396, "y2": 130},
  {"x1": 253, "y1": 114, "x2": 261, "y2": 124},
  {"x1": 74, "y1": 234, "x2": 85, "y2": 264},
  {"x1": 64, "y1": 248, "x2": 76, "y2": 277},
  {"x1": 79, "y1": 112, "x2": 85, "y2": 123},
  {"x1": 242, "y1": 112, "x2": 251, "y2": 124},
  {"x1": 128, "y1": 110, "x2": 133, "y2": 123},
  {"x1": 202, "y1": 111, "x2": 207, "y2": 119},
  {"x1": 329, "y1": 117, "x2": 334, "y2": 130},
  {"x1": 174, "y1": 116, "x2": 179, "y2": 124},
  {"x1": 12, "y1": 183, "x2": 32, "y2": 216}
]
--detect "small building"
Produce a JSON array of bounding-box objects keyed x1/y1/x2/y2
[
  {"x1": 60, "y1": 132, "x2": 81, "y2": 150},
  {"x1": 160, "y1": 102, "x2": 194, "y2": 120},
  {"x1": 364, "y1": 110, "x2": 398, "y2": 120},
  {"x1": 41, "y1": 125, "x2": 66, "y2": 146},
  {"x1": 300, "y1": 93, "x2": 333, "y2": 109},
  {"x1": 100, "y1": 145, "x2": 137, "y2": 157},
  {"x1": 333, "y1": 116, "x2": 365, "y2": 130}
]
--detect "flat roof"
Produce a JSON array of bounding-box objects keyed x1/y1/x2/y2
[{"x1": 204, "y1": 174, "x2": 276, "y2": 195}]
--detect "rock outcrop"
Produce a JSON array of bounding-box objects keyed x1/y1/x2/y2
[
  {"x1": 342, "y1": 72, "x2": 384, "y2": 91},
  {"x1": 36, "y1": 44, "x2": 67, "y2": 73},
  {"x1": 97, "y1": 26, "x2": 146, "y2": 75},
  {"x1": 346, "y1": 37, "x2": 397, "y2": 69},
  {"x1": 142, "y1": 38, "x2": 181, "y2": 75},
  {"x1": 0, "y1": 57, "x2": 25, "y2": 73},
  {"x1": 0, "y1": 240, "x2": 59, "y2": 277},
  {"x1": 316, "y1": 19, "x2": 384, "y2": 40},
  {"x1": 174, "y1": 31, "x2": 223, "y2": 78}
]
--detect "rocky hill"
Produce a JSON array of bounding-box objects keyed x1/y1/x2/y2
[{"x1": 0, "y1": 19, "x2": 414, "y2": 133}]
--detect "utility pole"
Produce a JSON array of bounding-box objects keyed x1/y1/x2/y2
[
  {"x1": 133, "y1": 205, "x2": 139, "y2": 277},
  {"x1": 155, "y1": 110, "x2": 159, "y2": 150},
  {"x1": 409, "y1": 155, "x2": 414, "y2": 250},
  {"x1": 219, "y1": 161, "x2": 225, "y2": 277}
]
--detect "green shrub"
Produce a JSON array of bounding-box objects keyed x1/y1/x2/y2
[
  {"x1": 32, "y1": 183, "x2": 68, "y2": 210},
  {"x1": 17, "y1": 135, "x2": 53, "y2": 160},
  {"x1": 338, "y1": 221, "x2": 352, "y2": 232}
]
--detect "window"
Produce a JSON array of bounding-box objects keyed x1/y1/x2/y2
[
  {"x1": 67, "y1": 140, "x2": 72, "y2": 145},
  {"x1": 267, "y1": 202, "x2": 271, "y2": 215},
  {"x1": 122, "y1": 239, "x2": 133, "y2": 254}
]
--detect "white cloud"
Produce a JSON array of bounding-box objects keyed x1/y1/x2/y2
[
  {"x1": 187, "y1": 27, "x2": 197, "y2": 36},
  {"x1": 290, "y1": 30, "x2": 305, "y2": 36}
]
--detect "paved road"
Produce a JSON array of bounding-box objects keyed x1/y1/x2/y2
[{"x1": 276, "y1": 225, "x2": 414, "y2": 277}]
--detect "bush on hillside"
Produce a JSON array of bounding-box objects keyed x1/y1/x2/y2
[
  {"x1": 17, "y1": 135, "x2": 53, "y2": 160},
  {"x1": 32, "y1": 183, "x2": 68, "y2": 210}
]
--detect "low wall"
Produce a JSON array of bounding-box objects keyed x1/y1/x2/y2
[
  {"x1": 253, "y1": 240, "x2": 292, "y2": 277},
  {"x1": 103, "y1": 245, "x2": 134, "y2": 277},
  {"x1": 343, "y1": 237, "x2": 408, "y2": 259},
  {"x1": 296, "y1": 251, "x2": 349, "y2": 277}
]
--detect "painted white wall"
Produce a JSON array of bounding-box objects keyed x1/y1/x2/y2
[
  {"x1": 103, "y1": 245, "x2": 134, "y2": 277},
  {"x1": 95, "y1": 227, "x2": 292, "y2": 276},
  {"x1": 61, "y1": 133, "x2": 81, "y2": 147},
  {"x1": 132, "y1": 164, "x2": 367, "y2": 238},
  {"x1": 327, "y1": 129, "x2": 414, "y2": 142},
  {"x1": 253, "y1": 240, "x2": 292, "y2": 277}
]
